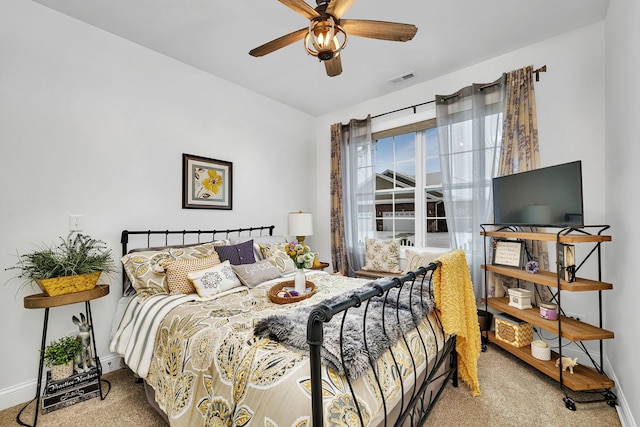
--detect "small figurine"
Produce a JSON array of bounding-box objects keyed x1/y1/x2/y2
[
  {"x1": 555, "y1": 356, "x2": 578, "y2": 374},
  {"x1": 72, "y1": 313, "x2": 96, "y2": 372}
]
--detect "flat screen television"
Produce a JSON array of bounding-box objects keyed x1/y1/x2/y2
[{"x1": 492, "y1": 160, "x2": 584, "y2": 227}]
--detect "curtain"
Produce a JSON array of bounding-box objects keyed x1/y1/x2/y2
[
  {"x1": 436, "y1": 76, "x2": 507, "y2": 299},
  {"x1": 330, "y1": 116, "x2": 374, "y2": 276},
  {"x1": 498, "y1": 65, "x2": 551, "y2": 302}
]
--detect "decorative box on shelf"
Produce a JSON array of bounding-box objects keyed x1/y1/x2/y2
[
  {"x1": 42, "y1": 367, "x2": 100, "y2": 414},
  {"x1": 494, "y1": 312, "x2": 534, "y2": 348},
  {"x1": 507, "y1": 287, "x2": 533, "y2": 310}
]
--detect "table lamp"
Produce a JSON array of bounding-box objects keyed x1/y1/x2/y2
[{"x1": 288, "y1": 211, "x2": 313, "y2": 246}]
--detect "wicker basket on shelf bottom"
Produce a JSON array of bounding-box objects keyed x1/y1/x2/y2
[
  {"x1": 269, "y1": 280, "x2": 316, "y2": 304},
  {"x1": 35, "y1": 272, "x2": 101, "y2": 297}
]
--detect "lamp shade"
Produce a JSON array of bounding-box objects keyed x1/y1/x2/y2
[{"x1": 288, "y1": 212, "x2": 313, "y2": 244}]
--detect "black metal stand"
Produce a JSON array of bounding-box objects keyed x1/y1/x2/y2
[{"x1": 17, "y1": 288, "x2": 110, "y2": 427}]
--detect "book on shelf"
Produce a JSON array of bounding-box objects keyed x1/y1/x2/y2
[{"x1": 558, "y1": 243, "x2": 575, "y2": 282}]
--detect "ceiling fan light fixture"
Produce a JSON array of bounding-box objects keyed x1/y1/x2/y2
[{"x1": 304, "y1": 15, "x2": 347, "y2": 61}]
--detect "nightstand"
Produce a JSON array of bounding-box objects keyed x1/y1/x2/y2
[{"x1": 18, "y1": 285, "x2": 111, "y2": 426}]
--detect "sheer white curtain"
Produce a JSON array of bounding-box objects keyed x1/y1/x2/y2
[
  {"x1": 436, "y1": 76, "x2": 506, "y2": 299},
  {"x1": 341, "y1": 116, "x2": 375, "y2": 275}
]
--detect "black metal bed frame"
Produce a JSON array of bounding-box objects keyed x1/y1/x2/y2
[
  {"x1": 120, "y1": 226, "x2": 458, "y2": 426},
  {"x1": 307, "y1": 264, "x2": 457, "y2": 427},
  {"x1": 120, "y1": 225, "x2": 274, "y2": 293}
]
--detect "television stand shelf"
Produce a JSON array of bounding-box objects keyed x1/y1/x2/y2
[{"x1": 480, "y1": 224, "x2": 616, "y2": 410}]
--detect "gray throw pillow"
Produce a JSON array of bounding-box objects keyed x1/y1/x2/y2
[{"x1": 231, "y1": 260, "x2": 281, "y2": 288}]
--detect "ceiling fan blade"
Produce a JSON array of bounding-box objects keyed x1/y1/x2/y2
[
  {"x1": 341, "y1": 19, "x2": 418, "y2": 42},
  {"x1": 326, "y1": 0, "x2": 356, "y2": 19},
  {"x1": 278, "y1": 0, "x2": 320, "y2": 20},
  {"x1": 324, "y1": 55, "x2": 343, "y2": 77},
  {"x1": 249, "y1": 27, "x2": 308, "y2": 57}
]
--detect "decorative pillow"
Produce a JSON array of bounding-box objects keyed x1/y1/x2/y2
[
  {"x1": 215, "y1": 240, "x2": 256, "y2": 265},
  {"x1": 121, "y1": 242, "x2": 224, "y2": 300},
  {"x1": 231, "y1": 260, "x2": 282, "y2": 288},
  {"x1": 230, "y1": 235, "x2": 288, "y2": 260},
  {"x1": 187, "y1": 260, "x2": 242, "y2": 299},
  {"x1": 259, "y1": 243, "x2": 296, "y2": 273},
  {"x1": 162, "y1": 253, "x2": 221, "y2": 294},
  {"x1": 402, "y1": 248, "x2": 450, "y2": 274},
  {"x1": 362, "y1": 237, "x2": 402, "y2": 273}
]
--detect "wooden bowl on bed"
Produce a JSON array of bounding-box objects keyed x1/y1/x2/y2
[{"x1": 269, "y1": 280, "x2": 316, "y2": 304}]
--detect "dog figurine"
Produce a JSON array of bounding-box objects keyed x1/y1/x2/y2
[{"x1": 555, "y1": 356, "x2": 578, "y2": 374}]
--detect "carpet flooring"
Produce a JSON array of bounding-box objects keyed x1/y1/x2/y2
[{"x1": 0, "y1": 344, "x2": 621, "y2": 426}]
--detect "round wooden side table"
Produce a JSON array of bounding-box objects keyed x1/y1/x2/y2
[{"x1": 17, "y1": 285, "x2": 110, "y2": 427}]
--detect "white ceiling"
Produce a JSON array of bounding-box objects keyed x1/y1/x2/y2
[{"x1": 32, "y1": 0, "x2": 609, "y2": 117}]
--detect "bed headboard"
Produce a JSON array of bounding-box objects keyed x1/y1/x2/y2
[{"x1": 120, "y1": 225, "x2": 275, "y2": 293}]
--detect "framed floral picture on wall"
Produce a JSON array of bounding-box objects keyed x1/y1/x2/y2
[{"x1": 182, "y1": 153, "x2": 233, "y2": 210}]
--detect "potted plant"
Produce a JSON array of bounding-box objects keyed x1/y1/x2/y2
[
  {"x1": 7, "y1": 233, "x2": 116, "y2": 296},
  {"x1": 44, "y1": 335, "x2": 83, "y2": 380}
]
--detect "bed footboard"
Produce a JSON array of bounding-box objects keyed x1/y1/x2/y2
[{"x1": 307, "y1": 264, "x2": 457, "y2": 426}]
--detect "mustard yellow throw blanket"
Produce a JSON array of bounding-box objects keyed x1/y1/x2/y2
[{"x1": 433, "y1": 249, "x2": 481, "y2": 396}]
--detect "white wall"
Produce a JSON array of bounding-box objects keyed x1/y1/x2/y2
[
  {"x1": 605, "y1": 0, "x2": 640, "y2": 425},
  {"x1": 0, "y1": 0, "x2": 314, "y2": 409}
]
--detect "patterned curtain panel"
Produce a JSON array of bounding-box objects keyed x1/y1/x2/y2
[
  {"x1": 330, "y1": 123, "x2": 349, "y2": 275},
  {"x1": 436, "y1": 76, "x2": 506, "y2": 300},
  {"x1": 496, "y1": 65, "x2": 551, "y2": 303},
  {"x1": 329, "y1": 117, "x2": 374, "y2": 276}
]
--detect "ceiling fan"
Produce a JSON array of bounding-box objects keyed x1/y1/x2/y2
[{"x1": 249, "y1": 0, "x2": 418, "y2": 77}]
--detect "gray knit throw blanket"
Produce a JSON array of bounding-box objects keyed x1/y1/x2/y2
[{"x1": 254, "y1": 279, "x2": 434, "y2": 381}]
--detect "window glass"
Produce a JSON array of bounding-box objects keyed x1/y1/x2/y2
[{"x1": 372, "y1": 122, "x2": 449, "y2": 248}]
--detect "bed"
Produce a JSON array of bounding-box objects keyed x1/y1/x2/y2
[{"x1": 109, "y1": 225, "x2": 480, "y2": 426}]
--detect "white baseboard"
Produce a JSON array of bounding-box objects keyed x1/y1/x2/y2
[
  {"x1": 604, "y1": 357, "x2": 637, "y2": 427},
  {"x1": 0, "y1": 353, "x2": 123, "y2": 412}
]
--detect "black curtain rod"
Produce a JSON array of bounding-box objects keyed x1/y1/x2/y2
[
  {"x1": 371, "y1": 99, "x2": 435, "y2": 119},
  {"x1": 371, "y1": 65, "x2": 547, "y2": 120}
]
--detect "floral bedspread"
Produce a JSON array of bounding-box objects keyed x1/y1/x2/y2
[{"x1": 133, "y1": 272, "x2": 445, "y2": 426}]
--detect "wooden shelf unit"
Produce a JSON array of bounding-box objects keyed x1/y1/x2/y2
[{"x1": 480, "y1": 225, "x2": 615, "y2": 406}]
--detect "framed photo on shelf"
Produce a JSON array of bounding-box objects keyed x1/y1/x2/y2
[
  {"x1": 182, "y1": 153, "x2": 233, "y2": 210},
  {"x1": 493, "y1": 240, "x2": 524, "y2": 268}
]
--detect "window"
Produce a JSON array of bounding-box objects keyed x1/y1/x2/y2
[{"x1": 371, "y1": 119, "x2": 449, "y2": 249}]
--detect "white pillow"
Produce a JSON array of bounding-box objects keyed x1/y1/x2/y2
[
  {"x1": 187, "y1": 260, "x2": 242, "y2": 299},
  {"x1": 362, "y1": 237, "x2": 402, "y2": 273},
  {"x1": 403, "y1": 248, "x2": 450, "y2": 274}
]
